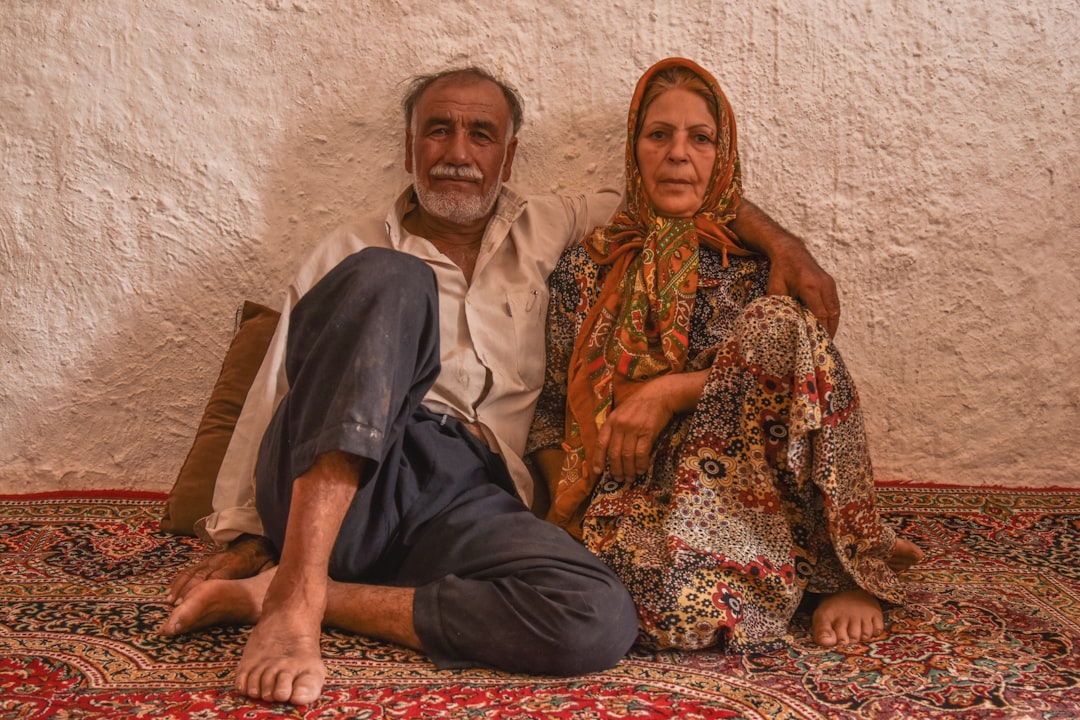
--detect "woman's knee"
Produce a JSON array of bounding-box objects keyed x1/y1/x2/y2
[{"x1": 734, "y1": 295, "x2": 813, "y2": 374}]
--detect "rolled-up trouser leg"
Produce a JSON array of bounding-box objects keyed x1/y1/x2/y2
[
  {"x1": 255, "y1": 247, "x2": 441, "y2": 557},
  {"x1": 401, "y1": 475, "x2": 639, "y2": 676}
]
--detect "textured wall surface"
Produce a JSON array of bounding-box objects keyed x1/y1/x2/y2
[{"x1": 2, "y1": 0, "x2": 1077, "y2": 493}]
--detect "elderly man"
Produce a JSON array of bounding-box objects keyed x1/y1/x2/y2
[{"x1": 161, "y1": 66, "x2": 839, "y2": 706}]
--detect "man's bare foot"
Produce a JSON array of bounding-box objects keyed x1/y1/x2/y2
[
  {"x1": 161, "y1": 567, "x2": 275, "y2": 637},
  {"x1": 811, "y1": 589, "x2": 884, "y2": 647},
  {"x1": 234, "y1": 577, "x2": 327, "y2": 705},
  {"x1": 888, "y1": 538, "x2": 924, "y2": 572}
]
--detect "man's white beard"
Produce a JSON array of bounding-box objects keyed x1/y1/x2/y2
[
  {"x1": 412, "y1": 177, "x2": 501, "y2": 225},
  {"x1": 412, "y1": 149, "x2": 507, "y2": 225},
  {"x1": 413, "y1": 176, "x2": 503, "y2": 226}
]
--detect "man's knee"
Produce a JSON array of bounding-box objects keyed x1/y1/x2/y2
[
  {"x1": 334, "y1": 247, "x2": 435, "y2": 299},
  {"x1": 496, "y1": 563, "x2": 638, "y2": 676},
  {"x1": 416, "y1": 561, "x2": 638, "y2": 676},
  {"x1": 535, "y1": 572, "x2": 638, "y2": 675},
  {"x1": 292, "y1": 247, "x2": 438, "y2": 342}
]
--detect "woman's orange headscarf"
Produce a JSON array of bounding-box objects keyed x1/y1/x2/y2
[{"x1": 548, "y1": 57, "x2": 756, "y2": 534}]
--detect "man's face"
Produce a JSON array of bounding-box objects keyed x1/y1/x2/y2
[{"x1": 405, "y1": 77, "x2": 518, "y2": 226}]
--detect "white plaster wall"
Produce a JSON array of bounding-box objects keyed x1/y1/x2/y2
[{"x1": 2, "y1": 0, "x2": 1077, "y2": 493}]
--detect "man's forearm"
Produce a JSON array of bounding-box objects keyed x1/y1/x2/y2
[
  {"x1": 730, "y1": 198, "x2": 841, "y2": 336},
  {"x1": 731, "y1": 198, "x2": 806, "y2": 257}
]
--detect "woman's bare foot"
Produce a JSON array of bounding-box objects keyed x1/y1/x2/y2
[
  {"x1": 160, "y1": 567, "x2": 275, "y2": 636},
  {"x1": 888, "y1": 538, "x2": 925, "y2": 572},
  {"x1": 234, "y1": 574, "x2": 327, "y2": 706},
  {"x1": 811, "y1": 589, "x2": 884, "y2": 647}
]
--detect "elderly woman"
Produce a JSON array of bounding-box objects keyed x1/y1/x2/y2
[{"x1": 528, "y1": 57, "x2": 922, "y2": 652}]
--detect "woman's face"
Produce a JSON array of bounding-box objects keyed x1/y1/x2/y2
[{"x1": 635, "y1": 87, "x2": 717, "y2": 218}]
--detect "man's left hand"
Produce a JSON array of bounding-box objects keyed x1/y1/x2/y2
[
  {"x1": 166, "y1": 533, "x2": 276, "y2": 606},
  {"x1": 765, "y1": 241, "x2": 841, "y2": 337},
  {"x1": 731, "y1": 199, "x2": 842, "y2": 336}
]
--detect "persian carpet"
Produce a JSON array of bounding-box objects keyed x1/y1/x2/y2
[{"x1": 0, "y1": 485, "x2": 1077, "y2": 719}]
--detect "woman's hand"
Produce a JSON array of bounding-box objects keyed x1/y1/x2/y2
[{"x1": 595, "y1": 369, "x2": 711, "y2": 481}]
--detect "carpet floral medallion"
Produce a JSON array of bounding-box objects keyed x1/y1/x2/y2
[{"x1": 0, "y1": 485, "x2": 1077, "y2": 719}]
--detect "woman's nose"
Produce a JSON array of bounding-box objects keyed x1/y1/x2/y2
[{"x1": 667, "y1": 135, "x2": 689, "y2": 161}]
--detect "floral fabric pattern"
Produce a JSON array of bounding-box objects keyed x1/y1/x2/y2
[{"x1": 529, "y1": 246, "x2": 904, "y2": 650}]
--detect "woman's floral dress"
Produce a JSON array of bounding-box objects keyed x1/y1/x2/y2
[{"x1": 528, "y1": 245, "x2": 905, "y2": 651}]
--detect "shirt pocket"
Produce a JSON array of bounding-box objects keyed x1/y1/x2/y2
[{"x1": 505, "y1": 287, "x2": 550, "y2": 388}]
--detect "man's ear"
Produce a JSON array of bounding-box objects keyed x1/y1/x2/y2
[
  {"x1": 501, "y1": 136, "x2": 519, "y2": 182},
  {"x1": 404, "y1": 130, "x2": 414, "y2": 173}
]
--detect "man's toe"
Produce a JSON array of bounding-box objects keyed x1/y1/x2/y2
[{"x1": 290, "y1": 672, "x2": 324, "y2": 706}]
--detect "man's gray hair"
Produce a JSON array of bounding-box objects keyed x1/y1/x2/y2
[{"x1": 402, "y1": 66, "x2": 525, "y2": 136}]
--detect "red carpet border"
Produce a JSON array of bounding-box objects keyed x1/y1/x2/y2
[{"x1": 0, "y1": 485, "x2": 1077, "y2": 719}]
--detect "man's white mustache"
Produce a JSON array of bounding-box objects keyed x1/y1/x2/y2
[{"x1": 429, "y1": 164, "x2": 483, "y2": 181}]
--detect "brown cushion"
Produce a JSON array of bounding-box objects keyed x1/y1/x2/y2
[{"x1": 159, "y1": 301, "x2": 281, "y2": 535}]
